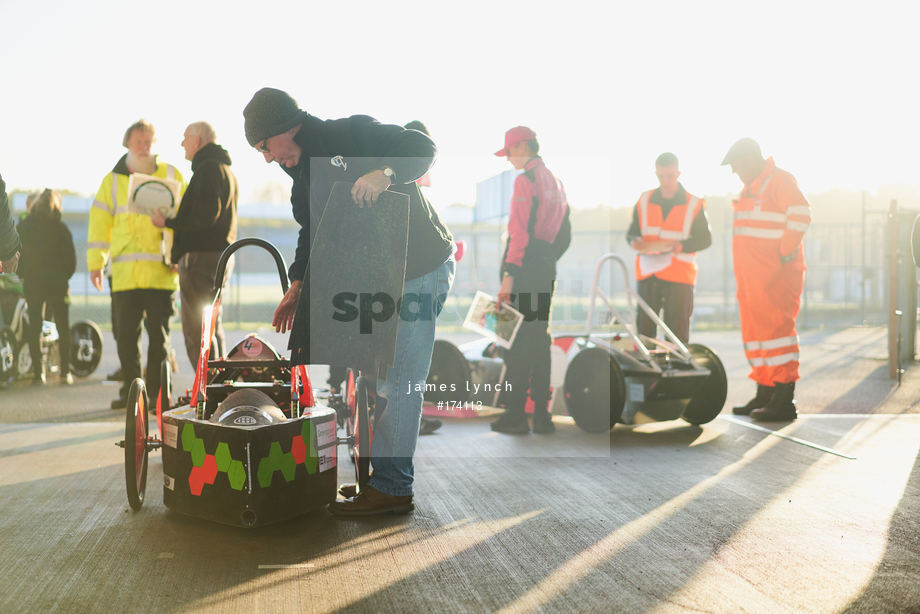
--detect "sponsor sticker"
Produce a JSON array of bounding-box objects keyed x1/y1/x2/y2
[
  {"x1": 164, "y1": 423, "x2": 178, "y2": 448},
  {"x1": 319, "y1": 447, "x2": 337, "y2": 472},
  {"x1": 240, "y1": 337, "x2": 263, "y2": 358},
  {"x1": 629, "y1": 383, "x2": 645, "y2": 402},
  {"x1": 315, "y1": 420, "x2": 336, "y2": 447}
]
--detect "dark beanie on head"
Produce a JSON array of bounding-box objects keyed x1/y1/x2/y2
[{"x1": 243, "y1": 87, "x2": 308, "y2": 146}]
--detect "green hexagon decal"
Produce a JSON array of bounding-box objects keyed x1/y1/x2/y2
[
  {"x1": 227, "y1": 459, "x2": 246, "y2": 491},
  {"x1": 181, "y1": 423, "x2": 197, "y2": 452},
  {"x1": 214, "y1": 442, "x2": 232, "y2": 472},
  {"x1": 190, "y1": 438, "x2": 206, "y2": 467}
]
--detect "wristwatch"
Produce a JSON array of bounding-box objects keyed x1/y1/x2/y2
[{"x1": 381, "y1": 166, "x2": 395, "y2": 184}]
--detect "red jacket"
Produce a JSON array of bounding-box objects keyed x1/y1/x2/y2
[{"x1": 503, "y1": 157, "x2": 568, "y2": 275}]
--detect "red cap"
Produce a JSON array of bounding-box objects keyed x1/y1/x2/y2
[{"x1": 494, "y1": 126, "x2": 537, "y2": 157}]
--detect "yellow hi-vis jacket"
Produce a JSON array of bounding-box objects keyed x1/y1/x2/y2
[{"x1": 87, "y1": 157, "x2": 186, "y2": 292}]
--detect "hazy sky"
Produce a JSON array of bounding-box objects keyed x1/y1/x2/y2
[{"x1": 1, "y1": 0, "x2": 916, "y2": 210}]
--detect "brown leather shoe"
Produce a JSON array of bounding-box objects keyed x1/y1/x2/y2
[{"x1": 330, "y1": 485, "x2": 414, "y2": 516}]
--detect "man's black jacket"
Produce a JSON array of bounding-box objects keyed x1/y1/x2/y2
[
  {"x1": 165, "y1": 143, "x2": 238, "y2": 262},
  {"x1": 0, "y1": 174, "x2": 20, "y2": 262},
  {"x1": 282, "y1": 114, "x2": 453, "y2": 282}
]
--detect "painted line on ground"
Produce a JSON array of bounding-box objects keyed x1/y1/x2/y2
[
  {"x1": 718, "y1": 415, "x2": 857, "y2": 460},
  {"x1": 257, "y1": 564, "x2": 315, "y2": 570}
]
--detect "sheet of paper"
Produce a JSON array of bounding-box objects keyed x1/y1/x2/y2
[
  {"x1": 127, "y1": 173, "x2": 181, "y2": 218},
  {"x1": 638, "y1": 252, "x2": 672, "y2": 277}
]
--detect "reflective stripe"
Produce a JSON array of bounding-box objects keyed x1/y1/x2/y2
[
  {"x1": 762, "y1": 335, "x2": 799, "y2": 350},
  {"x1": 764, "y1": 352, "x2": 799, "y2": 366},
  {"x1": 674, "y1": 253, "x2": 696, "y2": 263},
  {"x1": 744, "y1": 341, "x2": 760, "y2": 351},
  {"x1": 786, "y1": 205, "x2": 811, "y2": 217},
  {"x1": 638, "y1": 191, "x2": 651, "y2": 233},
  {"x1": 92, "y1": 199, "x2": 112, "y2": 213},
  {"x1": 644, "y1": 225, "x2": 662, "y2": 235},
  {"x1": 735, "y1": 209, "x2": 787, "y2": 223},
  {"x1": 115, "y1": 205, "x2": 132, "y2": 215},
  {"x1": 87, "y1": 241, "x2": 110, "y2": 250},
  {"x1": 734, "y1": 227, "x2": 784, "y2": 239},
  {"x1": 112, "y1": 253, "x2": 162, "y2": 263},
  {"x1": 166, "y1": 166, "x2": 175, "y2": 181},
  {"x1": 758, "y1": 173, "x2": 773, "y2": 196},
  {"x1": 748, "y1": 357, "x2": 765, "y2": 367},
  {"x1": 659, "y1": 230, "x2": 683, "y2": 239},
  {"x1": 111, "y1": 172, "x2": 118, "y2": 206},
  {"x1": 681, "y1": 197, "x2": 699, "y2": 237},
  {"x1": 787, "y1": 221, "x2": 810, "y2": 232}
]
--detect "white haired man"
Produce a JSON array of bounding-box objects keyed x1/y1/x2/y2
[{"x1": 153, "y1": 121, "x2": 238, "y2": 368}]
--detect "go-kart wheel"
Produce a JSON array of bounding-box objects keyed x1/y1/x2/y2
[
  {"x1": 681, "y1": 343, "x2": 728, "y2": 425},
  {"x1": 16, "y1": 341, "x2": 32, "y2": 379},
  {"x1": 425, "y1": 340, "x2": 471, "y2": 403},
  {"x1": 355, "y1": 375, "x2": 372, "y2": 489},
  {"x1": 70, "y1": 319, "x2": 103, "y2": 378},
  {"x1": 124, "y1": 378, "x2": 149, "y2": 511},
  {"x1": 0, "y1": 328, "x2": 17, "y2": 386},
  {"x1": 563, "y1": 347, "x2": 626, "y2": 433}
]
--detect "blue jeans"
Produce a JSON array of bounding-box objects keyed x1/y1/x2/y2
[{"x1": 369, "y1": 256, "x2": 455, "y2": 496}]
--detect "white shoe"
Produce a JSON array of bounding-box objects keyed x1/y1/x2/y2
[{"x1": 63, "y1": 373, "x2": 74, "y2": 385}]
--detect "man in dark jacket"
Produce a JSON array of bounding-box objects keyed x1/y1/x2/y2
[
  {"x1": 0, "y1": 174, "x2": 21, "y2": 274},
  {"x1": 153, "y1": 122, "x2": 238, "y2": 368},
  {"x1": 243, "y1": 87, "x2": 455, "y2": 516}
]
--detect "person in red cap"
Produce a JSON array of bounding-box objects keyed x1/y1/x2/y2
[
  {"x1": 492, "y1": 126, "x2": 571, "y2": 434},
  {"x1": 723, "y1": 138, "x2": 811, "y2": 421}
]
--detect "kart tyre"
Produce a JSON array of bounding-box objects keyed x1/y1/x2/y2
[
  {"x1": 681, "y1": 343, "x2": 728, "y2": 425},
  {"x1": 425, "y1": 340, "x2": 471, "y2": 403},
  {"x1": 563, "y1": 347, "x2": 626, "y2": 433},
  {"x1": 0, "y1": 328, "x2": 17, "y2": 386},
  {"x1": 124, "y1": 378, "x2": 149, "y2": 511},
  {"x1": 70, "y1": 319, "x2": 103, "y2": 378}
]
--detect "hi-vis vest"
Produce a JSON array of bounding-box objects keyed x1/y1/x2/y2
[
  {"x1": 635, "y1": 190, "x2": 703, "y2": 285},
  {"x1": 87, "y1": 162, "x2": 185, "y2": 292}
]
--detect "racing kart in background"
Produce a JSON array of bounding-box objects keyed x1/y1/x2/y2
[
  {"x1": 425, "y1": 253, "x2": 728, "y2": 432},
  {"x1": 0, "y1": 274, "x2": 103, "y2": 386}
]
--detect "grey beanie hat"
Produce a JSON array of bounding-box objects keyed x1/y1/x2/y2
[{"x1": 243, "y1": 87, "x2": 308, "y2": 146}]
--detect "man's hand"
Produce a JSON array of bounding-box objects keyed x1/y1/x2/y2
[
  {"x1": 150, "y1": 211, "x2": 166, "y2": 228},
  {"x1": 497, "y1": 275, "x2": 514, "y2": 309},
  {"x1": 632, "y1": 239, "x2": 680, "y2": 254},
  {"x1": 350, "y1": 169, "x2": 391, "y2": 208},
  {"x1": 0, "y1": 251, "x2": 19, "y2": 274},
  {"x1": 273, "y1": 280, "x2": 302, "y2": 334},
  {"x1": 90, "y1": 270, "x2": 103, "y2": 291}
]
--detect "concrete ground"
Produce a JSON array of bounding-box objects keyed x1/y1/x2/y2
[{"x1": 0, "y1": 326, "x2": 918, "y2": 613}]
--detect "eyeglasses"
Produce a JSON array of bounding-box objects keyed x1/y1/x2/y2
[{"x1": 257, "y1": 137, "x2": 271, "y2": 153}]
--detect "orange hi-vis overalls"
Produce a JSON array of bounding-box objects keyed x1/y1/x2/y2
[
  {"x1": 634, "y1": 189, "x2": 704, "y2": 285},
  {"x1": 732, "y1": 157, "x2": 811, "y2": 385}
]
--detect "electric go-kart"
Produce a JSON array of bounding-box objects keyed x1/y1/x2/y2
[
  {"x1": 0, "y1": 274, "x2": 103, "y2": 386},
  {"x1": 116, "y1": 238, "x2": 374, "y2": 527},
  {"x1": 426, "y1": 253, "x2": 728, "y2": 432}
]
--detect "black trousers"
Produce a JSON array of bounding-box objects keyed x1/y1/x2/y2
[
  {"x1": 503, "y1": 271, "x2": 556, "y2": 418},
  {"x1": 636, "y1": 276, "x2": 694, "y2": 344},
  {"x1": 112, "y1": 288, "x2": 175, "y2": 401},
  {"x1": 26, "y1": 292, "x2": 70, "y2": 377},
  {"x1": 179, "y1": 251, "x2": 229, "y2": 369}
]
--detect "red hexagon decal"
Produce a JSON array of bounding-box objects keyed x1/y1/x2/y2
[
  {"x1": 291, "y1": 435, "x2": 307, "y2": 464},
  {"x1": 188, "y1": 466, "x2": 206, "y2": 496},
  {"x1": 201, "y1": 454, "x2": 218, "y2": 485}
]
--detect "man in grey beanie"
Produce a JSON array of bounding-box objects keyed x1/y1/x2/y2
[{"x1": 243, "y1": 87, "x2": 455, "y2": 516}]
